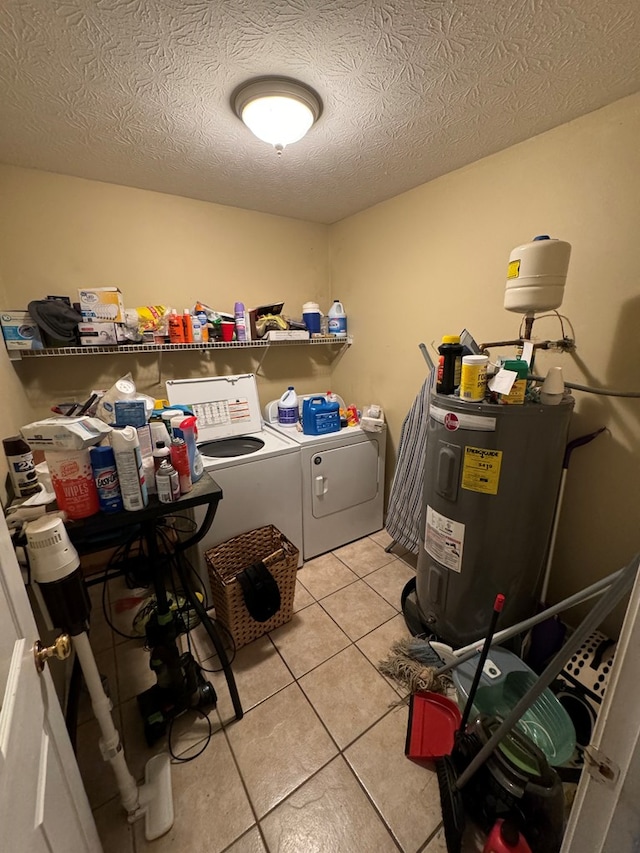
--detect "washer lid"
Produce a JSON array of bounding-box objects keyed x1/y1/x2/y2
[{"x1": 166, "y1": 374, "x2": 263, "y2": 442}]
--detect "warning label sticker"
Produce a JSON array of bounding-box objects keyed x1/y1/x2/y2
[
  {"x1": 425, "y1": 506, "x2": 465, "y2": 573},
  {"x1": 461, "y1": 446, "x2": 503, "y2": 495}
]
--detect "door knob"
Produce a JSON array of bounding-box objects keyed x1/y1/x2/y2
[{"x1": 33, "y1": 633, "x2": 71, "y2": 673}]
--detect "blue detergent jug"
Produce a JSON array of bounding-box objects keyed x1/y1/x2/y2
[{"x1": 302, "y1": 397, "x2": 340, "y2": 436}]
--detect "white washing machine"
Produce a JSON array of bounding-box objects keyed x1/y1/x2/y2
[
  {"x1": 264, "y1": 394, "x2": 386, "y2": 560},
  {"x1": 166, "y1": 376, "x2": 303, "y2": 589}
]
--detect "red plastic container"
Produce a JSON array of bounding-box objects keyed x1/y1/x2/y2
[{"x1": 483, "y1": 819, "x2": 532, "y2": 853}]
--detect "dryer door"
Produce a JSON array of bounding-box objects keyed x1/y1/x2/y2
[{"x1": 310, "y1": 440, "x2": 379, "y2": 518}]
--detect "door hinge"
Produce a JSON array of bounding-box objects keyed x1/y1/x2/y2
[{"x1": 583, "y1": 745, "x2": 620, "y2": 787}]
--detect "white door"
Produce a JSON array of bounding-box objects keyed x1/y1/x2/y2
[
  {"x1": 0, "y1": 511, "x2": 101, "y2": 852},
  {"x1": 562, "y1": 556, "x2": 640, "y2": 852}
]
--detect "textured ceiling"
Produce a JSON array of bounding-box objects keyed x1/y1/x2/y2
[{"x1": 1, "y1": 1, "x2": 639, "y2": 224}]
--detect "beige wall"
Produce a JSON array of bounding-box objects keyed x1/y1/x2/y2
[
  {"x1": 0, "y1": 166, "x2": 332, "y2": 474},
  {"x1": 330, "y1": 92, "x2": 640, "y2": 636}
]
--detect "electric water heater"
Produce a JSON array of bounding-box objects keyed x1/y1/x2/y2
[{"x1": 416, "y1": 394, "x2": 574, "y2": 647}]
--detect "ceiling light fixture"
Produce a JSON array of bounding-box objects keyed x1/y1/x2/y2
[{"x1": 232, "y1": 77, "x2": 322, "y2": 154}]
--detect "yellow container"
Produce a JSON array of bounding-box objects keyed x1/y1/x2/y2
[{"x1": 460, "y1": 355, "x2": 488, "y2": 402}]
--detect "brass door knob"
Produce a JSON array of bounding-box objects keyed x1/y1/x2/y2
[{"x1": 33, "y1": 634, "x2": 71, "y2": 673}]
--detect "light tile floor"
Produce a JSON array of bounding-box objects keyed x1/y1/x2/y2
[{"x1": 78, "y1": 530, "x2": 484, "y2": 853}]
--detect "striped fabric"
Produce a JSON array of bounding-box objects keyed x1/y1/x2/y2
[{"x1": 385, "y1": 368, "x2": 436, "y2": 554}]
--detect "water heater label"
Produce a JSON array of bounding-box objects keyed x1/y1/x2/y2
[
  {"x1": 425, "y1": 506, "x2": 465, "y2": 573},
  {"x1": 461, "y1": 446, "x2": 503, "y2": 495},
  {"x1": 507, "y1": 259, "x2": 520, "y2": 279}
]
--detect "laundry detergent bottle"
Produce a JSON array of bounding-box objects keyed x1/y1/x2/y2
[{"x1": 278, "y1": 387, "x2": 299, "y2": 426}]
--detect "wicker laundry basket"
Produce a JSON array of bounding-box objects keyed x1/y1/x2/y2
[{"x1": 204, "y1": 525, "x2": 298, "y2": 648}]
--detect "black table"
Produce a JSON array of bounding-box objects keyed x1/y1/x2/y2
[{"x1": 66, "y1": 472, "x2": 243, "y2": 722}]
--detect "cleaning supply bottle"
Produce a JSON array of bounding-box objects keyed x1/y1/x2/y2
[
  {"x1": 156, "y1": 458, "x2": 180, "y2": 504},
  {"x1": 328, "y1": 300, "x2": 347, "y2": 338},
  {"x1": 436, "y1": 335, "x2": 463, "y2": 395},
  {"x1": 172, "y1": 415, "x2": 204, "y2": 482},
  {"x1": 277, "y1": 387, "x2": 299, "y2": 426},
  {"x1": 2, "y1": 435, "x2": 40, "y2": 497},
  {"x1": 111, "y1": 426, "x2": 149, "y2": 511},
  {"x1": 194, "y1": 303, "x2": 209, "y2": 342},
  {"x1": 191, "y1": 313, "x2": 203, "y2": 343},
  {"x1": 182, "y1": 309, "x2": 194, "y2": 343},
  {"x1": 90, "y1": 445, "x2": 123, "y2": 513},
  {"x1": 168, "y1": 309, "x2": 185, "y2": 344},
  {"x1": 152, "y1": 440, "x2": 170, "y2": 473},
  {"x1": 234, "y1": 302, "x2": 247, "y2": 342},
  {"x1": 170, "y1": 437, "x2": 192, "y2": 494},
  {"x1": 483, "y1": 819, "x2": 532, "y2": 853}
]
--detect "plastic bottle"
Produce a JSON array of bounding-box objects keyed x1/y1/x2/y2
[
  {"x1": 191, "y1": 313, "x2": 203, "y2": 343},
  {"x1": 111, "y1": 426, "x2": 149, "y2": 511},
  {"x1": 277, "y1": 387, "x2": 299, "y2": 426},
  {"x1": 234, "y1": 302, "x2": 247, "y2": 342},
  {"x1": 168, "y1": 309, "x2": 185, "y2": 344},
  {"x1": 460, "y1": 354, "x2": 489, "y2": 402},
  {"x1": 90, "y1": 445, "x2": 124, "y2": 513},
  {"x1": 436, "y1": 335, "x2": 463, "y2": 395},
  {"x1": 46, "y1": 449, "x2": 100, "y2": 519},
  {"x1": 156, "y1": 458, "x2": 180, "y2": 503},
  {"x1": 194, "y1": 304, "x2": 209, "y2": 342},
  {"x1": 170, "y1": 437, "x2": 192, "y2": 494},
  {"x1": 2, "y1": 435, "x2": 40, "y2": 497},
  {"x1": 182, "y1": 309, "x2": 194, "y2": 343},
  {"x1": 326, "y1": 390, "x2": 339, "y2": 404},
  {"x1": 327, "y1": 300, "x2": 347, "y2": 338},
  {"x1": 483, "y1": 819, "x2": 532, "y2": 853}
]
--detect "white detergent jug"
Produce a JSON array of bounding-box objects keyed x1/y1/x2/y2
[
  {"x1": 278, "y1": 387, "x2": 299, "y2": 426},
  {"x1": 328, "y1": 300, "x2": 347, "y2": 338}
]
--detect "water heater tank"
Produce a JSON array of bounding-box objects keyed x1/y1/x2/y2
[
  {"x1": 416, "y1": 394, "x2": 574, "y2": 647},
  {"x1": 504, "y1": 235, "x2": 571, "y2": 314}
]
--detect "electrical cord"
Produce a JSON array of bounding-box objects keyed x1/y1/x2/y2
[{"x1": 167, "y1": 707, "x2": 213, "y2": 763}]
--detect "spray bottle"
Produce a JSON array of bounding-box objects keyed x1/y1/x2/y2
[
  {"x1": 111, "y1": 426, "x2": 149, "y2": 511},
  {"x1": 171, "y1": 415, "x2": 204, "y2": 483},
  {"x1": 234, "y1": 302, "x2": 247, "y2": 342}
]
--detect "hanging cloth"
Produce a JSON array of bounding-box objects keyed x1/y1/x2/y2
[{"x1": 385, "y1": 367, "x2": 435, "y2": 554}]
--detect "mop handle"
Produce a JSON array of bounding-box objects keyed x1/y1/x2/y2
[
  {"x1": 435, "y1": 568, "x2": 624, "y2": 677},
  {"x1": 455, "y1": 553, "x2": 640, "y2": 790},
  {"x1": 458, "y1": 594, "x2": 505, "y2": 734}
]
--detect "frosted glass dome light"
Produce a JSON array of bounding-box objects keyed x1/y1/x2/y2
[{"x1": 233, "y1": 78, "x2": 322, "y2": 153}]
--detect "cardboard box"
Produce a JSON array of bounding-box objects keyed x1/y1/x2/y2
[
  {"x1": 78, "y1": 287, "x2": 125, "y2": 322},
  {"x1": 20, "y1": 417, "x2": 112, "y2": 450},
  {"x1": 0, "y1": 310, "x2": 44, "y2": 350},
  {"x1": 78, "y1": 322, "x2": 125, "y2": 346}
]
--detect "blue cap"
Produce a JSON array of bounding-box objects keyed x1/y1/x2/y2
[{"x1": 533, "y1": 235, "x2": 550, "y2": 241}]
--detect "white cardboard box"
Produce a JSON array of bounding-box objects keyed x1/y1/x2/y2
[
  {"x1": 0, "y1": 310, "x2": 44, "y2": 350},
  {"x1": 78, "y1": 287, "x2": 125, "y2": 322}
]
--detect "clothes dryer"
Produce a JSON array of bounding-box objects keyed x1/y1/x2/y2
[
  {"x1": 264, "y1": 394, "x2": 386, "y2": 560},
  {"x1": 166, "y1": 376, "x2": 303, "y2": 594}
]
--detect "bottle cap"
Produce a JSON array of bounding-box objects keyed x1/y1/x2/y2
[{"x1": 441, "y1": 335, "x2": 461, "y2": 344}]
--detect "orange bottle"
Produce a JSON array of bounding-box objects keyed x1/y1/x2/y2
[{"x1": 168, "y1": 310, "x2": 185, "y2": 343}]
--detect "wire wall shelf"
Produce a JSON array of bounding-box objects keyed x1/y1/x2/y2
[{"x1": 8, "y1": 336, "x2": 352, "y2": 361}]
